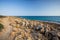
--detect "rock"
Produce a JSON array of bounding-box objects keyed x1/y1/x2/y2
[
  {"x1": 52, "y1": 37, "x2": 59, "y2": 40},
  {"x1": 57, "y1": 32, "x2": 60, "y2": 38},
  {"x1": 45, "y1": 31, "x2": 60, "y2": 40},
  {"x1": 34, "y1": 25, "x2": 42, "y2": 31}
]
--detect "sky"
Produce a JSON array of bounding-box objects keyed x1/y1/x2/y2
[{"x1": 0, "y1": 0, "x2": 60, "y2": 16}]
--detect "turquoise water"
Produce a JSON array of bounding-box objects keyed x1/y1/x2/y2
[{"x1": 19, "y1": 16, "x2": 60, "y2": 23}]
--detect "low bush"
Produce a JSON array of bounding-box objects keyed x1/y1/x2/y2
[{"x1": 0, "y1": 23, "x2": 4, "y2": 31}]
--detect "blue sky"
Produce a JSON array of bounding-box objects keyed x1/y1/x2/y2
[{"x1": 0, "y1": 0, "x2": 60, "y2": 16}]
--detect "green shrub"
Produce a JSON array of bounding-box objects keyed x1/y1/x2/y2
[
  {"x1": 0, "y1": 15, "x2": 6, "y2": 18},
  {"x1": 0, "y1": 23, "x2": 4, "y2": 31}
]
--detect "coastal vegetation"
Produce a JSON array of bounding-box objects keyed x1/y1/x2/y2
[
  {"x1": 0, "y1": 15, "x2": 6, "y2": 18},
  {"x1": 0, "y1": 23, "x2": 4, "y2": 31}
]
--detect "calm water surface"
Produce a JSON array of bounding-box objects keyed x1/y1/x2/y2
[{"x1": 18, "y1": 16, "x2": 60, "y2": 23}]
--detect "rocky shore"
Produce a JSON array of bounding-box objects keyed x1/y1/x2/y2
[{"x1": 0, "y1": 16, "x2": 60, "y2": 40}]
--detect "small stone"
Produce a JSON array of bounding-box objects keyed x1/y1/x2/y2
[
  {"x1": 11, "y1": 32, "x2": 16, "y2": 36},
  {"x1": 52, "y1": 37, "x2": 59, "y2": 40},
  {"x1": 57, "y1": 27, "x2": 60, "y2": 30},
  {"x1": 57, "y1": 32, "x2": 60, "y2": 37},
  {"x1": 49, "y1": 31, "x2": 57, "y2": 37},
  {"x1": 45, "y1": 31, "x2": 58, "y2": 40},
  {"x1": 13, "y1": 28, "x2": 18, "y2": 32},
  {"x1": 27, "y1": 37, "x2": 32, "y2": 40},
  {"x1": 34, "y1": 26, "x2": 42, "y2": 31}
]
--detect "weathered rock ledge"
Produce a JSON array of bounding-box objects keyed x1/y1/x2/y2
[{"x1": 0, "y1": 16, "x2": 60, "y2": 40}]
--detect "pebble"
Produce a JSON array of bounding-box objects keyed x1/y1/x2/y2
[
  {"x1": 45, "y1": 31, "x2": 59, "y2": 40},
  {"x1": 52, "y1": 37, "x2": 59, "y2": 40},
  {"x1": 34, "y1": 26, "x2": 42, "y2": 31}
]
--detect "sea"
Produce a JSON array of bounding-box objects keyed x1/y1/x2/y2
[{"x1": 18, "y1": 16, "x2": 60, "y2": 23}]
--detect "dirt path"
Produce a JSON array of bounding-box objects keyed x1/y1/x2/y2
[{"x1": 0, "y1": 17, "x2": 13, "y2": 40}]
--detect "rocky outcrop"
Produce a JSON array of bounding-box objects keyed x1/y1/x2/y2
[{"x1": 0, "y1": 16, "x2": 60, "y2": 40}]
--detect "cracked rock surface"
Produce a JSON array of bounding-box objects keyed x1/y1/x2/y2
[{"x1": 0, "y1": 16, "x2": 60, "y2": 40}]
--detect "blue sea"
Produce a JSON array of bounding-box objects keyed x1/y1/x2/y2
[{"x1": 18, "y1": 16, "x2": 60, "y2": 23}]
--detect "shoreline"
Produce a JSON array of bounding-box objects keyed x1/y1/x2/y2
[
  {"x1": 19, "y1": 16, "x2": 60, "y2": 25},
  {"x1": 39, "y1": 20, "x2": 60, "y2": 25},
  {"x1": 17, "y1": 16, "x2": 60, "y2": 25}
]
